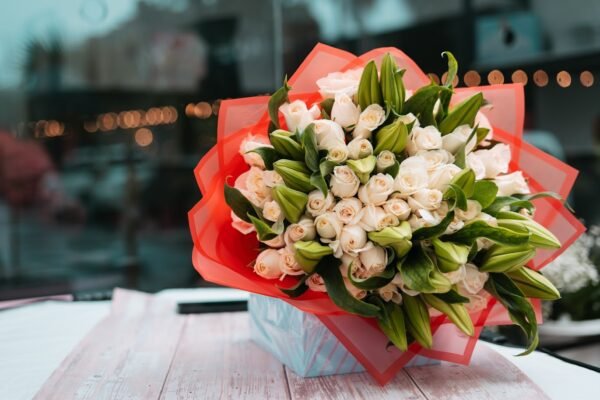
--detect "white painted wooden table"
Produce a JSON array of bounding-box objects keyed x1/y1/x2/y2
[{"x1": 1, "y1": 289, "x2": 599, "y2": 400}]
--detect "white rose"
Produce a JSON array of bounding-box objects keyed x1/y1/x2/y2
[
  {"x1": 378, "y1": 283, "x2": 403, "y2": 304},
  {"x1": 392, "y1": 273, "x2": 419, "y2": 296},
  {"x1": 347, "y1": 137, "x2": 373, "y2": 160},
  {"x1": 330, "y1": 166, "x2": 360, "y2": 198},
  {"x1": 284, "y1": 217, "x2": 316, "y2": 244},
  {"x1": 333, "y1": 198, "x2": 363, "y2": 224},
  {"x1": 306, "y1": 190, "x2": 335, "y2": 217},
  {"x1": 262, "y1": 200, "x2": 282, "y2": 222},
  {"x1": 314, "y1": 211, "x2": 343, "y2": 239},
  {"x1": 428, "y1": 164, "x2": 462, "y2": 191},
  {"x1": 344, "y1": 278, "x2": 367, "y2": 299},
  {"x1": 254, "y1": 249, "x2": 282, "y2": 279},
  {"x1": 316, "y1": 68, "x2": 363, "y2": 99},
  {"x1": 278, "y1": 247, "x2": 305, "y2": 276},
  {"x1": 239, "y1": 134, "x2": 272, "y2": 169},
  {"x1": 458, "y1": 264, "x2": 489, "y2": 295},
  {"x1": 456, "y1": 199, "x2": 482, "y2": 221},
  {"x1": 417, "y1": 209, "x2": 445, "y2": 227},
  {"x1": 383, "y1": 198, "x2": 411, "y2": 220},
  {"x1": 327, "y1": 144, "x2": 349, "y2": 163},
  {"x1": 376, "y1": 150, "x2": 396, "y2": 172},
  {"x1": 473, "y1": 143, "x2": 511, "y2": 178},
  {"x1": 263, "y1": 170, "x2": 284, "y2": 188},
  {"x1": 353, "y1": 104, "x2": 385, "y2": 139},
  {"x1": 339, "y1": 224, "x2": 368, "y2": 256},
  {"x1": 494, "y1": 171, "x2": 530, "y2": 196},
  {"x1": 243, "y1": 167, "x2": 272, "y2": 207},
  {"x1": 465, "y1": 292, "x2": 489, "y2": 313},
  {"x1": 408, "y1": 188, "x2": 443, "y2": 211},
  {"x1": 312, "y1": 119, "x2": 345, "y2": 151},
  {"x1": 359, "y1": 245, "x2": 388, "y2": 277},
  {"x1": 279, "y1": 100, "x2": 320, "y2": 133},
  {"x1": 358, "y1": 173, "x2": 394, "y2": 206},
  {"x1": 261, "y1": 234, "x2": 285, "y2": 249},
  {"x1": 466, "y1": 152, "x2": 486, "y2": 180},
  {"x1": 359, "y1": 205, "x2": 399, "y2": 232},
  {"x1": 442, "y1": 124, "x2": 477, "y2": 154},
  {"x1": 416, "y1": 149, "x2": 454, "y2": 171},
  {"x1": 394, "y1": 158, "x2": 429, "y2": 195},
  {"x1": 230, "y1": 211, "x2": 255, "y2": 235},
  {"x1": 331, "y1": 93, "x2": 360, "y2": 129},
  {"x1": 306, "y1": 273, "x2": 327, "y2": 292},
  {"x1": 340, "y1": 254, "x2": 369, "y2": 279},
  {"x1": 406, "y1": 126, "x2": 442, "y2": 156}
]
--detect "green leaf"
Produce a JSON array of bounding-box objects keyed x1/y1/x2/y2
[
  {"x1": 399, "y1": 244, "x2": 452, "y2": 294},
  {"x1": 470, "y1": 180, "x2": 498, "y2": 209},
  {"x1": 302, "y1": 124, "x2": 319, "y2": 172},
  {"x1": 514, "y1": 191, "x2": 574, "y2": 213},
  {"x1": 278, "y1": 274, "x2": 310, "y2": 298},
  {"x1": 357, "y1": 61, "x2": 382, "y2": 109},
  {"x1": 412, "y1": 211, "x2": 456, "y2": 240},
  {"x1": 248, "y1": 147, "x2": 279, "y2": 170},
  {"x1": 310, "y1": 172, "x2": 328, "y2": 197},
  {"x1": 403, "y1": 84, "x2": 449, "y2": 127},
  {"x1": 444, "y1": 183, "x2": 468, "y2": 211},
  {"x1": 441, "y1": 51, "x2": 458, "y2": 88},
  {"x1": 442, "y1": 221, "x2": 531, "y2": 246},
  {"x1": 434, "y1": 289, "x2": 470, "y2": 304},
  {"x1": 485, "y1": 273, "x2": 539, "y2": 355},
  {"x1": 439, "y1": 92, "x2": 484, "y2": 135},
  {"x1": 268, "y1": 77, "x2": 291, "y2": 131},
  {"x1": 317, "y1": 256, "x2": 381, "y2": 317},
  {"x1": 371, "y1": 297, "x2": 408, "y2": 351},
  {"x1": 476, "y1": 127, "x2": 490, "y2": 143},
  {"x1": 436, "y1": 87, "x2": 453, "y2": 125},
  {"x1": 248, "y1": 214, "x2": 283, "y2": 241},
  {"x1": 270, "y1": 130, "x2": 305, "y2": 160},
  {"x1": 224, "y1": 184, "x2": 257, "y2": 223},
  {"x1": 453, "y1": 126, "x2": 478, "y2": 169},
  {"x1": 347, "y1": 256, "x2": 396, "y2": 290},
  {"x1": 320, "y1": 98, "x2": 334, "y2": 119},
  {"x1": 452, "y1": 168, "x2": 476, "y2": 197},
  {"x1": 383, "y1": 159, "x2": 400, "y2": 178}
]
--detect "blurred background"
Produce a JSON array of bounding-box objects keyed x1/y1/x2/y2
[{"x1": 1, "y1": 0, "x2": 600, "y2": 360}]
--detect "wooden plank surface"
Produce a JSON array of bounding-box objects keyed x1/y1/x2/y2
[
  {"x1": 33, "y1": 290, "x2": 552, "y2": 400},
  {"x1": 34, "y1": 290, "x2": 187, "y2": 400},
  {"x1": 159, "y1": 313, "x2": 290, "y2": 400},
  {"x1": 406, "y1": 344, "x2": 551, "y2": 400}
]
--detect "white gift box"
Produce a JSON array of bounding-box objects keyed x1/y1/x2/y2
[{"x1": 249, "y1": 294, "x2": 439, "y2": 377}]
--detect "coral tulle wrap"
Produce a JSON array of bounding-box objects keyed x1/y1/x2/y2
[{"x1": 188, "y1": 44, "x2": 585, "y2": 385}]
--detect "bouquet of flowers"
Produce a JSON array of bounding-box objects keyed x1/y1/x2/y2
[{"x1": 189, "y1": 44, "x2": 585, "y2": 384}]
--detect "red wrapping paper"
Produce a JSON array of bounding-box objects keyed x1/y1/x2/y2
[{"x1": 188, "y1": 43, "x2": 586, "y2": 384}]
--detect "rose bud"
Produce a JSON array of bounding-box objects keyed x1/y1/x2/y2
[
  {"x1": 314, "y1": 212, "x2": 343, "y2": 240},
  {"x1": 353, "y1": 104, "x2": 386, "y2": 139},
  {"x1": 293, "y1": 240, "x2": 334, "y2": 273},
  {"x1": 240, "y1": 134, "x2": 273, "y2": 169},
  {"x1": 278, "y1": 100, "x2": 319, "y2": 133},
  {"x1": 507, "y1": 267, "x2": 561, "y2": 300},
  {"x1": 358, "y1": 173, "x2": 394, "y2": 206},
  {"x1": 306, "y1": 190, "x2": 335, "y2": 217},
  {"x1": 278, "y1": 247, "x2": 305, "y2": 276},
  {"x1": 330, "y1": 166, "x2": 360, "y2": 198},
  {"x1": 402, "y1": 295, "x2": 433, "y2": 349},
  {"x1": 368, "y1": 223, "x2": 413, "y2": 258},
  {"x1": 284, "y1": 217, "x2": 316, "y2": 243},
  {"x1": 494, "y1": 171, "x2": 530, "y2": 196},
  {"x1": 333, "y1": 198, "x2": 363, "y2": 224},
  {"x1": 479, "y1": 243, "x2": 536, "y2": 273},
  {"x1": 422, "y1": 294, "x2": 474, "y2": 337},
  {"x1": 359, "y1": 245, "x2": 388, "y2": 277},
  {"x1": 376, "y1": 150, "x2": 396, "y2": 172},
  {"x1": 339, "y1": 225, "x2": 368, "y2": 256},
  {"x1": 272, "y1": 185, "x2": 308, "y2": 223},
  {"x1": 326, "y1": 144, "x2": 349, "y2": 163},
  {"x1": 432, "y1": 238, "x2": 470, "y2": 272},
  {"x1": 331, "y1": 93, "x2": 361, "y2": 129},
  {"x1": 273, "y1": 159, "x2": 313, "y2": 193},
  {"x1": 346, "y1": 155, "x2": 377, "y2": 184}
]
